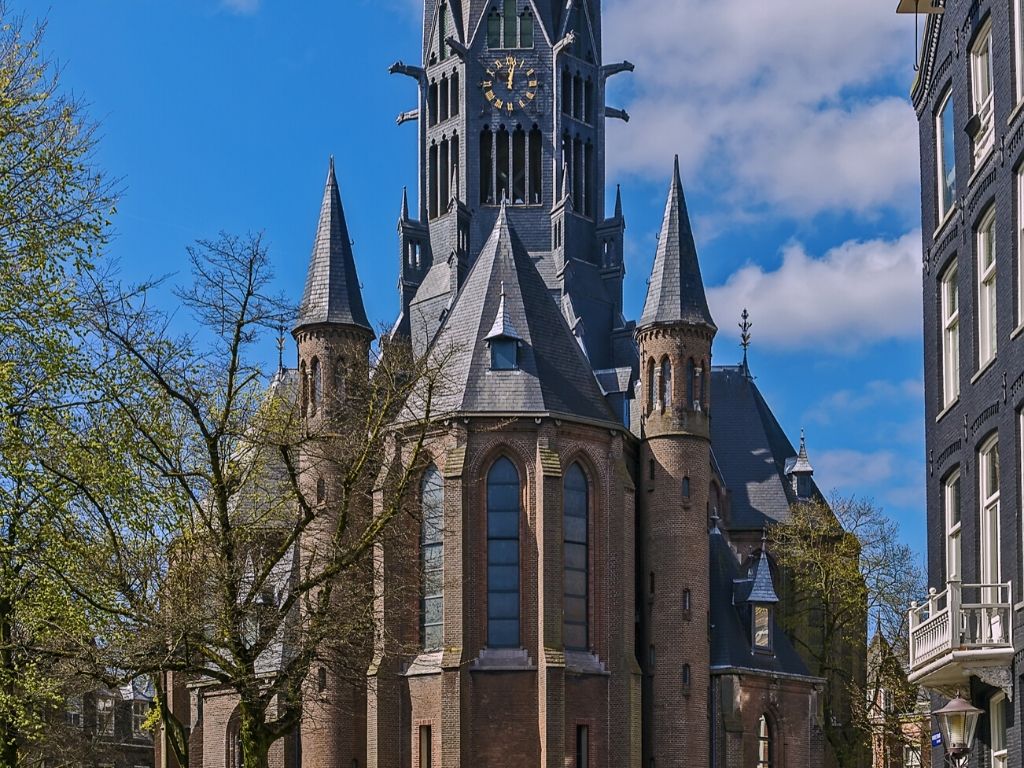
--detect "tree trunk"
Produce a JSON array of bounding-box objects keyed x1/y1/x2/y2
[
  {"x1": 0, "y1": 597, "x2": 20, "y2": 768},
  {"x1": 239, "y1": 707, "x2": 273, "y2": 768}
]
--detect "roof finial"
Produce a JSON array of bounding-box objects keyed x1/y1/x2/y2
[
  {"x1": 614, "y1": 184, "x2": 623, "y2": 219},
  {"x1": 739, "y1": 308, "x2": 753, "y2": 376},
  {"x1": 761, "y1": 524, "x2": 768, "y2": 548},
  {"x1": 400, "y1": 186, "x2": 410, "y2": 221},
  {"x1": 276, "y1": 324, "x2": 286, "y2": 373},
  {"x1": 798, "y1": 428, "x2": 808, "y2": 459}
]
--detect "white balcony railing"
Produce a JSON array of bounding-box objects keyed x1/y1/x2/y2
[
  {"x1": 972, "y1": 95, "x2": 995, "y2": 165},
  {"x1": 908, "y1": 581, "x2": 1012, "y2": 674}
]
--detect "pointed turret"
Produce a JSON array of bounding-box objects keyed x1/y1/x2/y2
[
  {"x1": 614, "y1": 184, "x2": 623, "y2": 220},
  {"x1": 639, "y1": 156, "x2": 715, "y2": 331},
  {"x1": 400, "y1": 186, "x2": 410, "y2": 223},
  {"x1": 295, "y1": 158, "x2": 372, "y2": 334}
]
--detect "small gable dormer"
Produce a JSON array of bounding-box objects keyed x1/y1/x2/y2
[
  {"x1": 485, "y1": 281, "x2": 522, "y2": 370},
  {"x1": 784, "y1": 429, "x2": 815, "y2": 500}
]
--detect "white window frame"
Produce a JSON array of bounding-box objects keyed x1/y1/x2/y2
[
  {"x1": 970, "y1": 18, "x2": 995, "y2": 165},
  {"x1": 1018, "y1": 168, "x2": 1024, "y2": 327},
  {"x1": 991, "y1": 692, "x2": 1007, "y2": 768},
  {"x1": 132, "y1": 700, "x2": 148, "y2": 737},
  {"x1": 936, "y1": 88, "x2": 957, "y2": 222},
  {"x1": 1015, "y1": 0, "x2": 1024, "y2": 105},
  {"x1": 945, "y1": 469, "x2": 962, "y2": 583},
  {"x1": 977, "y1": 209, "x2": 997, "y2": 368},
  {"x1": 941, "y1": 260, "x2": 960, "y2": 405},
  {"x1": 979, "y1": 434, "x2": 1001, "y2": 590},
  {"x1": 904, "y1": 745, "x2": 922, "y2": 768},
  {"x1": 96, "y1": 695, "x2": 115, "y2": 737}
]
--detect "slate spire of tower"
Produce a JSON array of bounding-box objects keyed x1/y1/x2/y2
[
  {"x1": 294, "y1": 156, "x2": 372, "y2": 335},
  {"x1": 639, "y1": 156, "x2": 715, "y2": 331}
]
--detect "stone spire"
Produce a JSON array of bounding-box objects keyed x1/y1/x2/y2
[
  {"x1": 294, "y1": 157, "x2": 372, "y2": 334},
  {"x1": 400, "y1": 186, "x2": 410, "y2": 222},
  {"x1": 639, "y1": 156, "x2": 715, "y2": 330}
]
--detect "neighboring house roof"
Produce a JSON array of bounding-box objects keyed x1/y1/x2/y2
[
  {"x1": 710, "y1": 366, "x2": 822, "y2": 530},
  {"x1": 639, "y1": 156, "x2": 715, "y2": 330},
  {"x1": 295, "y1": 158, "x2": 372, "y2": 334},
  {"x1": 424, "y1": 202, "x2": 618, "y2": 425},
  {"x1": 709, "y1": 527, "x2": 810, "y2": 677}
]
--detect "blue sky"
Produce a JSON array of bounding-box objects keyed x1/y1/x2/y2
[{"x1": 30, "y1": 1, "x2": 927, "y2": 557}]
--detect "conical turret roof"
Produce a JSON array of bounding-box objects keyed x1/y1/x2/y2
[
  {"x1": 640, "y1": 157, "x2": 715, "y2": 330},
  {"x1": 425, "y1": 203, "x2": 617, "y2": 424},
  {"x1": 294, "y1": 158, "x2": 372, "y2": 334}
]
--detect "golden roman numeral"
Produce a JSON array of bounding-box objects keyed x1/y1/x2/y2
[
  {"x1": 485, "y1": 90, "x2": 496, "y2": 101},
  {"x1": 528, "y1": 80, "x2": 539, "y2": 88},
  {"x1": 527, "y1": 91, "x2": 536, "y2": 100},
  {"x1": 506, "y1": 102, "x2": 514, "y2": 113},
  {"x1": 518, "y1": 99, "x2": 526, "y2": 109},
  {"x1": 482, "y1": 80, "x2": 493, "y2": 88},
  {"x1": 494, "y1": 98, "x2": 503, "y2": 108}
]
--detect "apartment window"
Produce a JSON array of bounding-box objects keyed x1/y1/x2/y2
[
  {"x1": 67, "y1": 696, "x2": 82, "y2": 728},
  {"x1": 936, "y1": 88, "x2": 957, "y2": 220},
  {"x1": 979, "y1": 435, "x2": 1001, "y2": 588},
  {"x1": 1018, "y1": 169, "x2": 1024, "y2": 325},
  {"x1": 576, "y1": 724, "x2": 589, "y2": 768},
  {"x1": 1016, "y1": 0, "x2": 1024, "y2": 103},
  {"x1": 487, "y1": 457, "x2": 520, "y2": 647},
  {"x1": 904, "y1": 746, "x2": 922, "y2": 768},
  {"x1": 132, "y1": 700, "x2": 149, "y2": 737},
  {"x1": 970, "y1": 19, "x2": 995, "y2": 164},
  {"x1": 563, "y1": 463, "x2": 589, "y2": 651},
  {"x1": 96, "y1": 695, "x2": 115, "y2": 736},
  {"x1": 991, "y1": 692, "x2": 1007, "y2": 768},
  {"x1": 757, "y1": 714, "x2": 773, "y2": 768},
  {"x1": 419, "y1": 725, "x2": 433, "y2": 768},
  {"x1": 944, "y1": 470, "x2": 962, "y2": 582},
  {"x1": 420, "y1": 465, "x2": 444, "y2": 651},
  {"x1": 941, "y1": 261, "x2": 960, "y2": 404},
  {"x1": 977, "y1": 210, "x2": 997, "y2": 367}
]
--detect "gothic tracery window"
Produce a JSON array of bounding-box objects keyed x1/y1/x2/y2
[
  {"x1": 480, "y1": 124, "x2": 541, "y2": 207},
  {"x1": 487, "y1": 457, "x2": 520, "y2": 647},
  {"x1": 420, "y1": 465, "x2": 444, "y2": 651},
  {"x1": 563, "y1": 463, "x2": 589, "y2": 650}
]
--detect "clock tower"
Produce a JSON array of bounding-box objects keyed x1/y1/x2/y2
[{"x1": 390, "y1": 0, "x2": 635, "y2": 373}]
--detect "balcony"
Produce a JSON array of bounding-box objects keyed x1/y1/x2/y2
[{"x1": 908, "y1": 581, "x2": 1013, "y2": 693}]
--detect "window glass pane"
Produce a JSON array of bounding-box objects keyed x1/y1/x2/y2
[
  {"x1": 488, "y1": 13, "x2": 501, "y2": 48},
  {"x1": 754, "y1": 606, "x2": 770, "y2": 649},
  {"x1": 421, "y1": 466, "x2": 444, "y2": 650},
  {"x1": 504, "y1": 0, "x2": 518, "y2": 48},
  {"x1": 487, "y1": 458, "x2": 520, "y2": 647},
  {"x1": 520, "y1": 12, "x2": 534, "y2": 48},
  {"x1": 564, "y1": 464, "x2": 589, "y2": 650},
  {"x1": 937, "y1": 92, "x2": 956, "y2": 216}
]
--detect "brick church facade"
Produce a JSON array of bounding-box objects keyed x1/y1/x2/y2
[{"x1": 162, "y1": 2, "x2": 841, "y2": 766}]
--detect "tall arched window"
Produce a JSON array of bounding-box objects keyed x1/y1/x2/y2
[
  {"x1": 299, "y1": 360, "x2": 308, "y2": 414},
  {"x1": 438, "y1": 2, "x2": 448, "y2": 60},
  {"x1": 310, "y1": 357, "x2": 321, "y2": 414},
  {"x1": 757, "y1": 715, "x2": 772, "y2": 767},
  {"x1": 226, "y1": 710, "x2": 243, "y2": 768},
  {"x1": 529, "y1": 126, "x2": 542, "y2": 204},
  {"x1": 421, "y1": 465, "x2": 444, "y2": 651},
  {"x1": 512, "y1": 127, "x2": 527, "y2": 204},
  {"x1": 496, "y1": 126, "x2": 510, "y2": 202},
  {"x1": 450, "y1": 71, "x2": 460, "y2": 116},
  {"x1": 686, "y1": 359, "x2": 696, "y2": 406},
  {"x1": 699, "y1": 361, "x2": 707, "y2": 406},
  {"x1": 487, "y1": 10, "x2": 501, "y2": 48},
  {"x1": 563, "y1": 463, "x2": 589, "y2": 650},
  {"x1": 659, "y1": 357, "x2": 672, "y2": 410},
  {"x1": 428, "y1": 81, "x2": 438, "y2": 127},
  {"x1": 439, "y1": 75, "x2": 450, "y2": 122},
  {"x1": 520, "y1": 10, "x2": 534, "y2": 48},
  {"x1": 480, "y1": 127, "x2": 493, "y2": 204},
  {"x1": 647, "y1": 359, "x2": 656, "y2": 411},
  {"x1": 487, "y1": 457, "x2": 520, "y2": 647},
  {"x1": 503, "y1": 0, "x2": 518, "y2": 48}
]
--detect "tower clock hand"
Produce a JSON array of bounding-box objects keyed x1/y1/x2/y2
[{"x1": 507, "y1": 60, "x2": 516, "y2": 90}]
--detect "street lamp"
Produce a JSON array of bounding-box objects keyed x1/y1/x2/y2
[{"x1": 934, "y1": 693, "x2": 983, "y2": 767}]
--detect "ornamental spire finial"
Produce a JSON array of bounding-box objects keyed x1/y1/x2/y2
[{"x1": 739, "y1": 308, "x2": 753, "y2": 376}]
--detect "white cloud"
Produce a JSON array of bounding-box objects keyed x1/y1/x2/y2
[
  {"x1": 221, "y1": 0, "x2": 260, "y2": 15},
  {"x1": 805, "y1": 379, "x2": 923, "y2": 425},
  {"x1": 815, "y1": 448, "x2": 898, "y2": 489},
  {"x1": 706, "y1": 230, "x2": 922, "y2": 352},
  {"x1": 603, "y1": 0, "x2": 920, "y2": 218}
]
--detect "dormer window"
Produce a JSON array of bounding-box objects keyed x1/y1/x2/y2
[
  {"x1": 753, "y1": 604, "x2": 772, "y2": 651},
  {"x1": 490, "y1": 337, "x2": 518, "y2": 370},
  {"x1": 485, "y1": 281, "x2": 522, "y2": 370}
]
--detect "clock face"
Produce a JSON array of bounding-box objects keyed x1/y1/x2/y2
[{"x1": 481, "y1": 55, "x2": 539, "y2": 115}]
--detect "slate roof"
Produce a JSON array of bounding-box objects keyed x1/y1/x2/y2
[
  {"x1": 744, "y1": 549, "x2": 781, "y2": 604},
  {"x1": 710, "y1": 366, "x2": 822, "y2": 530},
  {"x1": 294, "y1": 158, "x2": 372, "y2": 334},
  {"x1": 709, "y1": 527, "x2": 811, "y2": 677},
  {"x1": 424, "y1": 202, "x2": 618, "y2": 424},
  {"x1": 639, "y1": 157, "x2": 715, "y2": 330}
]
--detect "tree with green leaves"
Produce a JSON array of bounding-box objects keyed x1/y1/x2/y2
[
  {"x1": 0, "y1": 3, "x2": 115, "y2": 764},
  {"x1": 771, "y1": 496, "x2": 924, "y2": 768},
  {"x1": 49, "y1": 233, "x2": 448, "y2": 768}
]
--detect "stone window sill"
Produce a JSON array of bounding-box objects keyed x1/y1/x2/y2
[{"x1": 471, "y1": 647, "x2": 536, "y2": 672}]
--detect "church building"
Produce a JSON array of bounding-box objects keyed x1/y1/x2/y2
[{"x1": 169, "y1": 2, "x2": 839, "y2": 766}]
